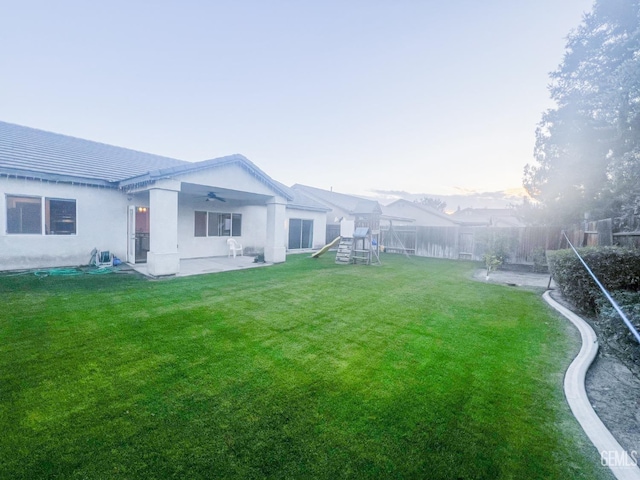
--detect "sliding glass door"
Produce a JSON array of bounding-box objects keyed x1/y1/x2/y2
[{"x1": 288, "y1": 219, "x2": 313, "y2": 249}]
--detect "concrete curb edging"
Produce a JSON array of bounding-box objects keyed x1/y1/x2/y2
[{"x1": 543, "y1": 291, "x2": 640, "y2": 480}]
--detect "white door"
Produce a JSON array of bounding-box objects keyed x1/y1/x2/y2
[{"x1": 127, "y1": 205, "x2": 136, "y2": 263}]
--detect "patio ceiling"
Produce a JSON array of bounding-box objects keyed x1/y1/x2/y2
[{"x1": 180, "y1": 182, "x2": 273, "y2": 204}]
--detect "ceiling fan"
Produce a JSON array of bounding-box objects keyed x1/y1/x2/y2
[{"x1": 206, "y1": 191, "x2": 226, "y2": 202}]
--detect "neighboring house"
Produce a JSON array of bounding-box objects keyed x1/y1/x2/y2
[
  {"x1": 279, "y1": 186, "x2": 330, "y2": 251},
  {"x1": 291, "y1": 184, "x2": 376, "y2": 241},
  {"x1": 291, "y1": 184, "x2": 413, "y2": 243},
  {"x1": 450, "y1": 207, "x2": 525, "y2": 227},
  {"x1": 0, "y1": 121, "x2": 328, "y2": 275},
  {"x1": 382, "y1": 199, "x2": 459, "y2": 227}
]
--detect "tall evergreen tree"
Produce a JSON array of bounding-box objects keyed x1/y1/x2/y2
[{"x1": 524, "y1": 0, "x2": 640, "y2": 228}]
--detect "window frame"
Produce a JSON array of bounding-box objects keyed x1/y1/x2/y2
[
  {"x1": 45, "y1": 197, "x2": 77, "y2": 235},
  {"x1": 6, "y1": 195, "x2": 42, "y2": 235},
  {"x1": 288, "y1": 218, "x2": 314, "y2": 249},
  {"x1": 194, "y1": 211, "x2": 207, "y2": 237},
  {"x1": 6, "y1": 194, "x2": 77, "y2": 235},
  {"x1": 194, "y1": 211, "x2": 242, "y2": 237}
]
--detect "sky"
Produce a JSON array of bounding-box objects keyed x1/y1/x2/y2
[{"x1": 1, "y1": 0, "x2": 594, "y2": 200}]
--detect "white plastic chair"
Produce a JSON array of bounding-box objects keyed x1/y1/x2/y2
[{"x1": 227, "y1": 238, "x2": 243, "y2": 258}]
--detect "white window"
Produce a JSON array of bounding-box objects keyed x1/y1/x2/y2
[
  {"x1": 6, "y1": 195, "x2": 41, "y2": 234},
  {"x1": 6, "y1": 195, "x2": 77, "y2": 235},
  {"x1": 194, "y1": 211, "x2": 242, "y2": 237},
  {"x1": 46, "y1": 198, "x2": 76, "y2": 235},
  {"x1": 194, "y1": 211, "x2": 207, "y2": 237}
]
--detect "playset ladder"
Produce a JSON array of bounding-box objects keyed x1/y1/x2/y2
[{"x1": 335, "y1": 237, "x2": 354, "y2": 264}]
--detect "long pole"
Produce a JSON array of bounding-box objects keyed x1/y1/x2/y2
[{"x1": 563, "y1": 231, "x2": 640, "y2": 345}]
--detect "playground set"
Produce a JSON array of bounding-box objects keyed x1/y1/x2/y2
[{"x1": 312, "y1": 200, "x2": 414, "y2": 265}]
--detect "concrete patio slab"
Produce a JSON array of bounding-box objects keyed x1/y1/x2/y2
[
  {"x1": 473, "y1": 268, "x2": 556, "y2": 289},
  {"x1": 131, "y1": 255, "x2": 270, "y2": 278}
]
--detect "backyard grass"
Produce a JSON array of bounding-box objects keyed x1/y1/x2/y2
[{"x1": 0, "y1": 254, "x2": 612, "y2": 479}]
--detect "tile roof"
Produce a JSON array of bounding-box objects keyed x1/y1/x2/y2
[
  {"x1": 291, "y1": 184, "x2": 411, "y2": 219},
  {"x1": 281, "y1": 185, "x2": 331, "y2": 212},
  {"x1": 0, "y1": 121, "x2": 187, "y2": 184},
  {"x1": 450, "y1": 207, "x2": 525, "y2": 226},
  {"x1": 291, "y1": 184, "x2": 378, "y2": 213},
  {"x1": 0, "y1": 121, "x2": 331, "y2": 207},
  {"x1": 385, "y1": 199, "x2": 459, "y2": 223}
]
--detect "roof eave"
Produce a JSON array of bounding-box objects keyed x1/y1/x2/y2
[
  {"x1": 118, "y1": 155, "x2": 294, "y2": 200},
  {"x1": 286, "y1": 203, "x2": 332, "y2": 212},
  {"x1": 0, "y1": 167, "x2": 115, "y2": 188}
]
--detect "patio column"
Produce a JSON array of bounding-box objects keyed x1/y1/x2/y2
[
  {"x1": 265, "y1": 196, "x2": 286, "y2": 263},
  {"x1": 147, "y1": 182, "x2": 180, "y2": 276}
]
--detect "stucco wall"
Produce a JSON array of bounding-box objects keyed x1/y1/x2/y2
[
  {"x1": 1, "y1": 169, "x2": 326, "y2": 269},
  {"x1": 0, "y1": 177, "x2": 128, "y2": 270},
  {"x1": 177, "y1": 193, "x2": 268, "y2": 258}
]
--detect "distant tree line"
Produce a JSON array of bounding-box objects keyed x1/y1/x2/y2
[
  {"x1": 415, "y1": 197, "x2": 447, "y2": 212},
  {"x1": 523, "y1": 0, "x2": 640, "y2": 230}
]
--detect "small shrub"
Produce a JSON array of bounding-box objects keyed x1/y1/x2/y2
[
  {"x1": 532, "y1": 247, "x2": 548, "y2": 273},
  {"x1": 478, "y1": 230, "x2": 518, "y2": 274},
  {"x1": 484, "y1": 253, "x2": 502, "y2": 278},
  {"x1": 547, "y1": 247, "x2": 640, "y2": 313}
]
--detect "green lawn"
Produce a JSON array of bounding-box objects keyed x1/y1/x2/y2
[{"x1": 0, "y1": 254, "x2": 612, "y2": 479}]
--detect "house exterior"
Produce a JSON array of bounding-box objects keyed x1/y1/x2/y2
[
  {"x1": 382, "y1": 199, "x2": 459, "y2": 227},
  {"x1": 291, "y1": 184, "x2": 414, "y2": 242},
  {"x1": 450, "y1": 207, "x2": 525, "y2": 227},
  {"x1": 0, "y1": 121, "x2": 328, "y2": 275},
  {"x1": 291, "y1": 184, "x2": 373, "y2": 240}
]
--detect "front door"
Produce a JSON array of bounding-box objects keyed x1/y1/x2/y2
[
  {"x1": 127, "y1": 206, "x2": 150, "y2": 263},
  {"x1": 127, "y1": 206, "x2": 136, "y2": 263}
]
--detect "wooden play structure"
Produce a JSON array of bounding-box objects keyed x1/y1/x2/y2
[{"x1": 335, "y1": 201, "x2": 382, "y2": 265}]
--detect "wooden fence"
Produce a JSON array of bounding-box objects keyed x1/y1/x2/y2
[
  {"x1": 614, "y1": 231, "x2": 640, "y2": 248},
  {"x1": 562, "y1": 219, "x2": 613, "y2": 247},
  {"x1": 380, "y1": 225, "x2": 563, "y2": 265},
  {"x1": 380, "y1": 218, "x2": 640, "y2": 266}
]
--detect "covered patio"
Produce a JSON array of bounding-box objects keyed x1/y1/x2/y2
[{"x1": 121, "y1": 155, "x2": 292, "y2": 277}]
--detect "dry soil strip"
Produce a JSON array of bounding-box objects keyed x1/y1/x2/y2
[{"x1": 543, "y1": 291, "x2": 640, "y2": 480}]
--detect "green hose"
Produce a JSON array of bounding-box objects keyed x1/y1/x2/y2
[
  {"x1": 86, "y1": 267, "x2": 117, "y2": 274},
  {"x1": 33, "y1": 266, "x2": 118, "y2": 277},
  {"x1": 34, "y1": 268, "x2": 82, "y2": 277}
]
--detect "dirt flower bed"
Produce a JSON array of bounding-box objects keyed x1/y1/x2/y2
[
  {"x1": 549, "y1": 289, "x2": 640, "y2": 458},
  {"x1": 594, "y1": 292, "x2": 640, "y2": 373}
]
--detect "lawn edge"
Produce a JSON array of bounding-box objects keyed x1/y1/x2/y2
[{"x1": 543, "y1": 291, "x2": 640, "y2": 480}]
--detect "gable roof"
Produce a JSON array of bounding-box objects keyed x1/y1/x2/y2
[
  {"x1": 291, "y1": 184, "x2": 377, "y2": 213},
  {"x1": 451, "y1": 207, "x2": 525, "y2": 227},
  {"x1": 352, "y1": 199, "x2": 382, "y2": 215},
  {"x1": 0, "y1": 121, "x2": 187, "y2": 185},
  {"x1": 284, "y1": 187, "x2": 332, "y2": 212},
  {"x1": 120, "y1": 154, "x2": 294, "y2": 201},
  {"x1": 292, "y1": 184, "x2": 414, "y2": 221},
  {"x1": 385, "y1": 199, "x2": 458, "y2": 224},
  {"x1": 0, "y1": 121, "x2": 297, "y2": 201}
]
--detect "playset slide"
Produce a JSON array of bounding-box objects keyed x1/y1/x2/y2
[{"x1": 311, "y1": 236, "x2": 341, "y2": 258}]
